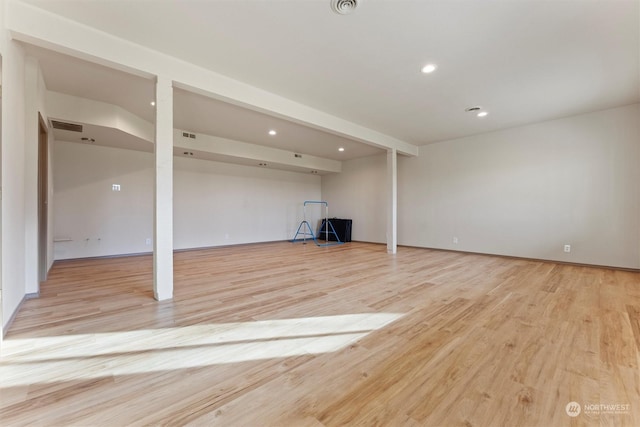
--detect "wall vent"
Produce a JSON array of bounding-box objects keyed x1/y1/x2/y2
[
  {"x1": 51, "y1": 120, "x2": 83, "y2": 132},
  {"x1": 182, "y1": 131, "x2": 196, "y2": 139}
]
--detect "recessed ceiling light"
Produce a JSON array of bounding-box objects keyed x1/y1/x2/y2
[
  {"x1": 421, "y1": 64, "x2": 437, "y2": 74},
  {"x1": 477, "y1": 111, "x2": 489, "y2": 117},
  {"x1": 338, "y1": 147, "x2": 345, "y2": 152},
  {"x1": 268, "y1": 130, "x2": 277, "y2": 136},
  {"x1": 150, "y1": 101, "x2": 156, "y2": 106}
]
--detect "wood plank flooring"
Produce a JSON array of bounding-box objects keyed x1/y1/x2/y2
[{"x1": 1, "y1": 242, "x2": 639, "y2": 426}]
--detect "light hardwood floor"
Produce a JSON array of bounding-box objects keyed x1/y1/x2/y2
[{"x1": 1, "y1": 242, "x2": 639, "y2": 426}]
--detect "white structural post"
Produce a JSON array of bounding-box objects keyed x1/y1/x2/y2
[
  {"x1": 153, "y1": 76, "x2": 174, "y2": 300},
  {"x1": 387, "y1": 148, "x2": 398, "y2": 254},
  {"x1": 24, "y1": 56, "x2": 40, "y2": 294}
]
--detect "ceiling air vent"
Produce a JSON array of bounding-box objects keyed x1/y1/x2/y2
[
  {"x1": 331, "y1": 0, "x2": 358, "y2": 15},
  {"x1": 51, "y1": 120, "x2": 83, "y2": 132}
]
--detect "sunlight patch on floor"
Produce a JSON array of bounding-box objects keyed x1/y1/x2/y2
[{"x1": 0, "y1": 312, "x2": 403, "y2": 387}]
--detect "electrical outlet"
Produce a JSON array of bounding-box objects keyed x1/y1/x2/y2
[
  {"x1": 453, "y1": 237, "x2": 459, "y2": 244},
  {"x1": 145, "y1": 238, "x2": 151, "y2": 245},
  {"x1": 564, "y1": 244, "x2": 571, "y2": 253},
  {"x1": 112, "y1": 184, "x2": 121, "y2": 192}
]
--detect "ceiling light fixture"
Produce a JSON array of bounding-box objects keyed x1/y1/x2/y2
[
  {"x1": 150, "y1": 101, "x2": 155, "y2": 106},
  {"x1": 268, "y1": 130, "x2": 277, "y2": 136},
  {"x1": 331, "y1": 0, "x2": 358, "y2": 15},
  {"x1": 421, "y1": 64, "x2": 437, "y2": 74},
  {"x1": 338, "y1": 147, "x2": 345, "y2": 152},
  {"x1": 477, "y1": 111, "x2": 489, "y2": 117}
]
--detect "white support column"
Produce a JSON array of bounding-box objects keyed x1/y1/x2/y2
[
  {"x1": 153, "y1": 76, "x2": 173, "y2": 301},
  {"x1": 387, "y1": 148, "x2": 398, "y2": 254},
  {"x1": 24, "y1": 56, "x2": 39, "y2": 294}
]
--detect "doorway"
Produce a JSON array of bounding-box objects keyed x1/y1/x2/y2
[{"x1": 38, "y1": 113, "x2": 48, "y2": 283}]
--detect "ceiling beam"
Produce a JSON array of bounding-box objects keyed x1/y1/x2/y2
[
  {"x1": 174, "y1": 131, "x2": 342, "y2": 174},
  {"x1": 8, "y1": 0, "x2": 418, "y2": 156},
  {"x1": 46, "y1": 91, "x2": 342, "y2": 174}
]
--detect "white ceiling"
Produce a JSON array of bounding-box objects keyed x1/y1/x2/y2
[
  {"x1": 173, "y1": 88, "x2": 382, "y2": 160},
  {"x1": 22, "y1": 44, "x2": 156, "y2": 122},
  {"x1": 20, "y1": 0, "x2": 640, "y2": 155},
  {"x1": 25, "y1": 43, "x2": 381, "y2": 161}
]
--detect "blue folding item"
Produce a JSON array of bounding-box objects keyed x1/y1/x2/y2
[{"x1": 291, "y1": 201, "x2": 344, "y2": 247}]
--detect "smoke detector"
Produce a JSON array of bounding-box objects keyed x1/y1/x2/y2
[{"x1": 331, "y1": 0, "x2": 358, "y2": 15}]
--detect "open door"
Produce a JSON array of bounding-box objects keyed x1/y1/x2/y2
[{"x1": 38, "y1": 113, "x2": 48, "y2": 283}]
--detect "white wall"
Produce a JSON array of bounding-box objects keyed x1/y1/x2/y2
[
  {"x1": 1, "y1": 35, "x2": 27, "y2": 329},
  {"x1": 173, "y1": 157, "x2": 321, "y2": 249},
  {"x1": 322, "y1": 104, "x2": 640, "y2": 269},
  {"x1": 321, "y1": 154, "x2": 387, "y2": 243},
  {"x1": 24, "y1": 56, "x2": 49, "y2": 294},
  {"x1": 53, "y1": 141, "x2": 321, "y2": 259},
  {"x1": 1, "y1": 0, "x2": 5, "y2": 340},
  {"x1": 53, "y1": 141, "x2": 154, "y2": 259}
]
